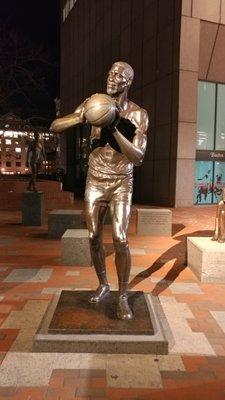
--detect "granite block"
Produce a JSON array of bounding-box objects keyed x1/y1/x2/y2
[
  {"x1": 48, "y1": 209, "x2": 83, "y2": 238},
  {"x1": 187, "y1": 237, "x2": 225, "y2": 282},
  {"x1": 22, "y1": 192, "x2": 44, "y2": 226},
  {"x1": 137, "y1": 208, "x2": 172, "y2": 236},
  {"x1": 61, "y1": 229, "x2": 92, "y2": 267}
]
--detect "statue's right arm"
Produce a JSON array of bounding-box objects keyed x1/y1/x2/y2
[{"x1": 50, "y1": 101, "x2": 86, "y2": 133}]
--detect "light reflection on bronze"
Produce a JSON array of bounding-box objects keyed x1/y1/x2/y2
[
  {"x1": 212, "y1": 187, "x2": 225, "y2": 243},
  {"x1": 50, "y1": 61, "x2": 149, "y2": 319}
]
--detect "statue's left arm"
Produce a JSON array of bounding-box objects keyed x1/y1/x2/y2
[{"x1": 112, "y1": 109, "x2": 149, "y2": 166}]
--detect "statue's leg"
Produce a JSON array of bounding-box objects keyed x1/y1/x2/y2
[
  {"x1": 110, "y1": 201, "x2": 133, "y2": 320},
  {"x1": 85, "y1": 201, "x2": 110, "y2": 302},
  {"x1": 27, "y1": 164, "x2": 33, "y2": 191},
  {"x1": 218, "y1": 211, "x2": 225, "y2": 242},
  {"x1": 32, "y1": 164, "x2": 38, "y2": 192},
  {"x1": 28, "y1": 164, "x2": 37, "y2": 191}
]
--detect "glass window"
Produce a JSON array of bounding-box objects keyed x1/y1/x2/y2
[
  {"x1": 6, "y1": 161, "x2": 11, "y2": 167},
  {"x1": 193, "y1": 161, "x2": 213, "y2": 204},
  {"x1": 5, "y1": 139, "x2": 11, "y2": 145},
  {"x1": 15, "y1": 147, "x2": 21, "y2": 153},
  {"x1": 197, "y1": 82, "x2": 215, "y2": 150},
  {"x1": 213, "y1": 162, "x2": 225, "y2": 203},
  {"x1": 216, "y1": 84, "x2": 225, "y2": 151}
]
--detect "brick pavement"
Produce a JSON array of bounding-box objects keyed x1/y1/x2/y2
[{"x1": 0, "y1": 204, "x2": 224, "y2": 399}]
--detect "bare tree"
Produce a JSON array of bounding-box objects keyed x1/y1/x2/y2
[{"x1": 0, "y1": 25, "x2": 57, "y2": 123}]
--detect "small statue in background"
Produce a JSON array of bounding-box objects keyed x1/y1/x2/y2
[
  {"x1": 26, "y1": 132, "x2": 46, "y2": 192},
  {"x1": 212, "y1": 187, "x2": 225, "y2": 243}
]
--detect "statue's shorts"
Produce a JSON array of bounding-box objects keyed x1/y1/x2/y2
[{"x1": 85, "y1": 169, "x2": 133, "y2": 207}]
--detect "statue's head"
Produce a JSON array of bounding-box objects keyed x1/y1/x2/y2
[{"x1": 107, "y1": 61, "x2": 134, "y2": 96}]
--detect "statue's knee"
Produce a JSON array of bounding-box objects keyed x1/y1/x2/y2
[
  {"x1": 89, "y1": 232, "x2": 102, "y2": 248},
  {"x1": 113, "y1": 236, "x2": 129, "y2": 253}
]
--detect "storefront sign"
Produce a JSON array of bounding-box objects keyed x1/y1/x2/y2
[{"x1": 196, "y1": 150, "x2": 225, "y2": 162}]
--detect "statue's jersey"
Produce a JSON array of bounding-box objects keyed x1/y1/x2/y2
[
  {"x1": 88, "y1": 100, "x2": 147, "y2": 178},
  {"x1": 27, "y1": 141, "x2": 44, "y2": 165}
]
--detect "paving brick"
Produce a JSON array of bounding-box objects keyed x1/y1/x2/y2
[{"x1": 0, "y1": 205, "x2": 225, "y2": 399}]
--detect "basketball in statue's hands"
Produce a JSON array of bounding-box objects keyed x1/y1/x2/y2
[{"x1": 84, "y1": 93, "x2": 117, "y2": 127}]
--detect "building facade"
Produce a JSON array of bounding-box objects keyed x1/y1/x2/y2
[
  {"x1": 60, "y1": 0, "x2": 225, "y2": 207},
  {"x1": 0, "y1": 114, "x2": 59, "y2": 176}
]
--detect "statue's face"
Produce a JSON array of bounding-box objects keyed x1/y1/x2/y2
[{"x1": 107, "y1": 64, "x2": 131, "y2": 95}]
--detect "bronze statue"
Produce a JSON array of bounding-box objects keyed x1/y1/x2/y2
[
  {"x1": 26, "y1": 132, "x2": 46, "y2": 192},
  {"x1": 212, "y1": 187, "x2": 225, "y2": 243},
  {"x1": 50, "y1": 61, "x2": 149, "y2": 320}
]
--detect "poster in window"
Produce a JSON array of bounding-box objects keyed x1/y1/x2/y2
[
  {"x1": 213, "y1": 161, "x2": 225, "y2": 203},
  {"x1": 193, "y1": 161, "x2": 213, "y2": 204}
]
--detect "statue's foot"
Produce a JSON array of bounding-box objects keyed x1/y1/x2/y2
[
  {"x1": 218, "y1": 237, "x2": 225, "y2": 243},
  {"x1": 117, "y1": 295, "x2": 133, "y2": 320},
  {"x1": 89, "y1": 284, "x2": 110, "y2": 303}
]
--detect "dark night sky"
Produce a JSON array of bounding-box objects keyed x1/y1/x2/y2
[
  {"x1": 1, "y1": 0, "x2": 60, "y2": 54},
  {"x1": 0, "y1": 0, "x2": 60, "y2": 122}
]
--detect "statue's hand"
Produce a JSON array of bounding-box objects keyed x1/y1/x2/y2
[{"x1": 105, "y1": 107, "x2": 121, "y2": 134}]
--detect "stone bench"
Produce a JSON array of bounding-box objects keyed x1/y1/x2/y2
[
  {"x1": 48, "y1": 209, "x2": 83, "y2": 238},
  {"x1": 61, "y1": 229, "x2": 92, "y2": 266},
  {"x1": 137, "y1": 208, "x2": 172, "y2": 236},
  {"x1": 187, "y1": 237, "x2": 225, "y2": 282}
]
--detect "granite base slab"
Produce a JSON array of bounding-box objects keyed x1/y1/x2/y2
[
  {"x1": 33, "y1": 290, "x2": 168, "y2": 354},
  {"x1": 61, "y1": 229, "x2": 92, "y2": 266}
]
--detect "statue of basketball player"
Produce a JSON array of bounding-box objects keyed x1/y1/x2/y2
[
  {"x1": 26, "y1": 132, "x2": 46, "y2": 192},
  {"x1": 212, "y1": 187, "x2": 225, "y2": 243},
  {"x1": 50, "y1": 61, "x2": 149, "y2": 320}
]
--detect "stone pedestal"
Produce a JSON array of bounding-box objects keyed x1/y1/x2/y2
[
  {"x1": 22, "y1": 192, "x2": 44, "y2": 226},
  {"x1": 187, "y1": 237, "x2": 225, "y2": 282},
  {"x1": 48, "y1": 209, "x2": 83, "y2": 238},
  {"x1": 61, "y1": 229, "x2": 92, "y2": 266},
  {"x1": 137, "y1": 208, "x2": 172, "y2": 236},
  {"x1": 33, "y1": 290, "x2": 168, "y2": 354}
]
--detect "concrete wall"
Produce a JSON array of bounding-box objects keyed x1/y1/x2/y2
[{"x1": 176, "y1": 0, "x2": 225, "y2": 206}]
